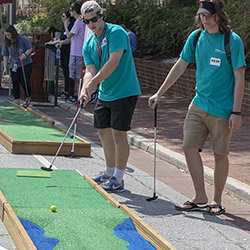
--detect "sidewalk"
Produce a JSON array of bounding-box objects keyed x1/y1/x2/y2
[
  {"x1": 1, "y1": 73, "x2": 250, "y2": 203},
  {"x1": 1, "y1": 86, "x2": 250, "y2": 250}
]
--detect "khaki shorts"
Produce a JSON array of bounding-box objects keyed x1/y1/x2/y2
[{"x1": 183, "y1": 103, "x2": 232, "y2": 155}]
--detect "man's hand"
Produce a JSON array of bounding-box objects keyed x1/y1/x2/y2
[
  {"x1": 148, "y1": 93, "x2": 161, "y2": 109},
  {"x1": 229, "y1": 114, "x2": 242, "y2": 132}
]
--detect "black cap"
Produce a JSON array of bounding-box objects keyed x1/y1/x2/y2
[{"x1": 197, "y1": 1, "x2": 216, "y2": 15}]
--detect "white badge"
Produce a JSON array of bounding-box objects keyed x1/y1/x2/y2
[
  {"x1": 210, "y1": 57, "x2": 221, "y2": 66},
  {"x1": 101, "y1": 37, "x2": 107, "y2": 47}
]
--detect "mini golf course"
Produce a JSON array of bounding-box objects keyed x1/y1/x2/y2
[
  {"x1": 0, "y1": 101, "x2": 90, "y2": 156},
  {"x1": 0, "y1": 168, "x2": 175, "y2": 250}
]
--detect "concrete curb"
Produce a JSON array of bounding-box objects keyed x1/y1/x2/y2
[{"x1": 53, "y1": 98, "x2": 250, "y2": 204}]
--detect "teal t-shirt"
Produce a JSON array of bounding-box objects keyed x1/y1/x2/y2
[
  {"x1": 180, "y1": 29, "x2": 246, "y2": 118},
  {"x1": 83, "y1": 23, "x2": 141, "y2": 102}
]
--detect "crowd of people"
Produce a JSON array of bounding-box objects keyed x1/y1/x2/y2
[{"x1": 0, "y1": 0, "x2": 246, "y2": 215}]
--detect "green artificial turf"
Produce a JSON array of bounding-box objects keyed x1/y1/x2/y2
[
  {"x1": 0, "y1": 168, "x2": 130, "y2": 249},
  {"x1": 0, "y1": 101, "x2": 80, "y2": 142}
]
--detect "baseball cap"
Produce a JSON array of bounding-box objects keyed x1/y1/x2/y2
[
  {"x1": 197, "y1": 1, "x2": 217, "y2": 15},
  {"x1": 81, "y1": 1, "x2": 101, "y2": 17}
]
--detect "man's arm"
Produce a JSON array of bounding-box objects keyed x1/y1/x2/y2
[
  {"x1": 79, "y1": 64, "x2": 97, "y2": 105},
  {"x1": 229, "y1": 66, "x2": 245, "y2": 132},
  {"x1": 81, "y1": 49, "x2": 124, "y2": 103},
  {"x1": 148, "y1": 58, "x2": 189, "y2": 108}
]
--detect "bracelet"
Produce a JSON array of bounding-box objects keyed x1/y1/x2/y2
[
  {"x1": 231, "y1": 111, "x2": 241, "y2": 116},
  {"x1": 24, "y1": 53, "x2": 28, "y2": 57}
]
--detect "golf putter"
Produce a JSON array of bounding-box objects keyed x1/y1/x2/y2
[
  {"x1": 41, "y1": 103, "x2": 84, "y2": 171},
  {"x1": 71, "y1": 57, "x2": 84, "y2": 157},
  {"x1": 146, "y1": 106, "x2": 158, "y2": 201},
  {"x1": 19, "y1": 52, "x2": 30, "y2": 109}
]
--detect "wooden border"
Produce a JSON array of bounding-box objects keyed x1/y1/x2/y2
[
  {"x1": 0, "y1": 103, "x2": 91, "y2": 156},
  {"x1": 0, "y1": 191, "x2": 37, "y2": 250},
  {"x1": 83, "y1": 174, "x2": 176, "y2": 250}
]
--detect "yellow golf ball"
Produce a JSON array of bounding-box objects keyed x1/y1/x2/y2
[{"x1": 50, "y1": 205, "x2": 56, "y2": 212}]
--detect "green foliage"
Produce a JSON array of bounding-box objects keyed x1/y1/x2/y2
[
  {"x1": 13, "y1": 0, "x2": 250, "y2": 68},
  {"x1": 224, "y1": 0, "x2": 250, "y2": 70},
  {"x1": 15, "y1": 13, "x2": 47, "y2": 35},
  {"x1": 104, "y1": 0, "x2": 197, "y2": 58}
]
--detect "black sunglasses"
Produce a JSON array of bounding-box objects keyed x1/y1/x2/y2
[{"x1": 83, "y1": 16, "x2": 98, "y2": 24}]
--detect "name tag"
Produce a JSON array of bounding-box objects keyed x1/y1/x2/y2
[
  {"x1": 101, "y1": 38, "x2": 107, "y2": 47},
  {"x1": 210, "y1": 57, "x2": 221, "y2": 66}
]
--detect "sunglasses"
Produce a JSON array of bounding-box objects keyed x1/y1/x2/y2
[{"x1": 83, "y1": 16, "x2": 98, "y2": 24}]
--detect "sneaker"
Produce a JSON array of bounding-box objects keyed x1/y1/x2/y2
[
  {"x1": 92, "y1": 173, "x2": 111, "y2": 184},
  {"x1": 69, "y1": 95, "x2": 77, "y2": 103},
  {"x1": 58, "y1": 92, "x2": 69, "y2": 99},
  {"x1": 101, "y1": 176, "x2": 125, "y2": 193}
]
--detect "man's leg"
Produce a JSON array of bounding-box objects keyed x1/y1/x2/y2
[
  {"x1": 112, "y1": 129, "x2": 129, "y2": 170},
  {"x1": 209, "y1": 153, "x2": 229, "y2": 212},
  {"x1": 98, "y1": 128, "x2": 116, "y2": 168},
  {"x1": 180, "y1": 146, "x2": 208, "y2": 208}
]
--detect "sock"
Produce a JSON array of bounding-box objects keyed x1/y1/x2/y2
[
  {"x1": 113, "y1": 168, "x2": 125, "y2": 184},
  {"x1": 105, "y1": 166, "x2": 114, "y2": 177}
]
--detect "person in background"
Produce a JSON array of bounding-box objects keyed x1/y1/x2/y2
[
  {"x1": 121, "y1": 24, "x2": 137, "y2": 55},
  {"x1": 2, "y1": 25, "x2": 33, "y2": 105},
  {"x1": 148, "y1": 0, "x2": 246, "y2": 215},
  {"x1": 0, "y1": 21, "x2": 4, "y2": 90},
  {"x1": 79, "y1": 1, "x2": 141, "y2": 193},
  {"x1": 56, "y1": 2, "x2": 86, "y2": 103},
  {"x1": 56, "y1": 11, "x2": 75, "y2": 100}
]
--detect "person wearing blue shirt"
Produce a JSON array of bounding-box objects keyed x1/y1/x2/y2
[
  {"x1": 79, "y1": 1, "x2": 141, "y2": 193},
  {"x1": 121, "y1": 24, "x2": 137, "y2": 55},
  {"x1": 148, "y1": 0, "x2": 246, "y2": 215},
  {"x1": 3, "y1": 25, "x2": 33, "y2": 105}
]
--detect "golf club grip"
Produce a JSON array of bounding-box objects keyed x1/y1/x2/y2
[
  {"x1": 19, "y1": 52, "x2": 24, "y2": 67},
  {"x1": 154, "y1": 106, "x2": 157, "y2": 128}
]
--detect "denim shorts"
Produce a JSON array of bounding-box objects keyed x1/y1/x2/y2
[{"x1": 69, "y1": 55, "x2": 82, "y2": 79}]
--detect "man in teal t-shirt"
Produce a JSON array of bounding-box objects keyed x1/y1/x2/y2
[
  {"x1": 79, "y1": 1, "x2": 141, "y2": 193},
  {"x1": 148, "y1": 0, "x2": 246, "y2": 215}
]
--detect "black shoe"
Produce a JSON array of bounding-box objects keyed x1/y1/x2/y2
[
  {"x1": 58, "y1": 92, "x2": 69, "y2": 99},
  {"x1": 69, "y1": 96, "x2": 77, "y2": 103}
]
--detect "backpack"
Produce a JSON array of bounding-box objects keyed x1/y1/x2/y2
[{"x1": 193, "y1": 29, "x2": 232, "y2": 67}]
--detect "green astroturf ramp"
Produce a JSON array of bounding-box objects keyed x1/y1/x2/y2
[
  {"x1": 0, "y1": 168, "x2": 131, "y2": 249},
  {"x1": 0, "y1": 101, "x2": 80, "y2": 142}
]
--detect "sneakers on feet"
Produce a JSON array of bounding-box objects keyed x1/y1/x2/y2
[
  {"x1": 69, "y1": 95, "x2": 77, "y2": 103},
  {"x1": 92, "y1": 173, "x2": 111, "y2": 184},
  {"x1": 58, "y1": 92, "x2": 69, "y2": 99},
  {"x1": 101, "y1": 176, "x2": 125, "y2": 193}
]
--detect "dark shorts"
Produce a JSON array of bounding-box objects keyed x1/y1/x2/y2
[{"x1": 94, "y1": 95, "x2": 138, "y2": 131}]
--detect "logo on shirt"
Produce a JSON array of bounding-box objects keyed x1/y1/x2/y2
[
  {"x1": 101, "y1": 38, "x2": 107, "y2": 47},
  {"x1": 210, "y1": 57, "x2": 221, "y2": 66}
]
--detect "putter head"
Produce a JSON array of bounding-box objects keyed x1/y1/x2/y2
[
  {"x1": 41, "y1": 166, "x2": 53, "y2": 172},
  {"x1": 146, "y1": 194, "x2": 158, "y2": 202}
]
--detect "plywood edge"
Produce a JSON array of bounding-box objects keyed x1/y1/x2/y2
[
  {"x1": 27, "y1": 107, "x2": 55, "y2": 126},
  {"x1": 0, "y1": 190, "x2": 7, "y2": 220},
  {"x1": 120, "y1": 204, "x2": 177, "y2": 250},
  {"x1": 0, "y1": 191, "x2": 37, "y2": 250},
  {"x1": 0, "y1": 129, "x2": 14, "y2": 153},
  {"x1": 11, "y1": 102, "x2": 55, "y2": 127},
  {"x1": 83, "y1": 174, "x2": 121, "y2": 208}
]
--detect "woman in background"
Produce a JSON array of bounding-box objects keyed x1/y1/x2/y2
[{"x1": 2, "y1": 25, "x2": 33, "y2": 105}]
